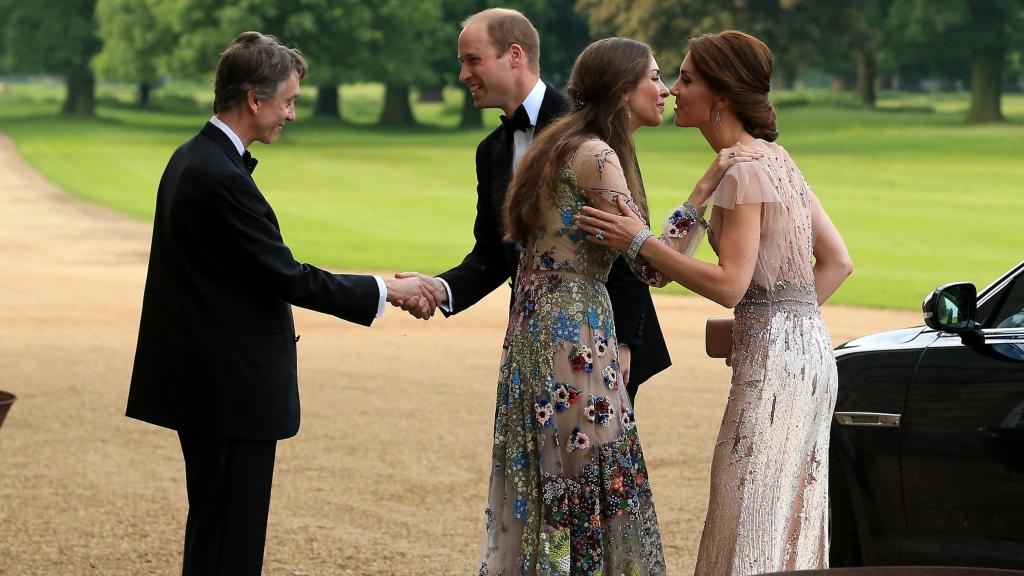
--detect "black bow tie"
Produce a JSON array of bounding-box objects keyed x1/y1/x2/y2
[
  {"x1": 500, "y1": 105, "x2": 532, "y2": 137},
  {"x1": 242, "y1": 151, "x2": 258, "y2": 174}
]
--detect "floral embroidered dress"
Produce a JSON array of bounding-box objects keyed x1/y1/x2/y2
[
  {"x1": 693, "y1": 140, "x2": 837, "y2": 575},
  {"x1": 478, "y1": 139, "x2": 683, "y2": 576}
]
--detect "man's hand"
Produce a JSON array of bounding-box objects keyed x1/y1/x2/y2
[
  {"x1": 384, "y1": 276, "x2": 437, "y2": 320},
  {"x1": 618, "y1": 344, "x2": 631, "y2": 385},
  {"x1": 395, "y1": 272, "x2": 448, "y2": 318}
]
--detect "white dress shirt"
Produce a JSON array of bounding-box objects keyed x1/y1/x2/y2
[
  {"x1": 209, "y1": 115, "x2": 388, "y2": 317},
  {"x1": 436, "y1": 80, "x2": 547, "y2": 313}
]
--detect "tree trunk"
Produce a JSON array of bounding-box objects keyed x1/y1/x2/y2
[
  {"x1": 459, "y1": 90, "x2": 482, "y2": 129},
  {"x1": 418, "y1": 85, "x2": 444, "y2": 103},
  {"x1": 62, "y1": 68, "x2": 95, "y2": 116},
  {"x1": 778, "y1": 61, "x2": 799, "y2": 91},
  {"x1": 967, "y1": 47, "x2": 1004, "y2": 123},
  {"x1": 137, "y1": 82, "x2": 151, "y2": 108},
  {"x1": 856, "y1": 48, "x2": 876, "y2": 107},
  {"x1": 966, "y1": 0, "x2": 1005, "y2": 123},
  {"x1": 378, "y1": 83, "x2": 417, "y2": 127},
  {"x1": 315, "y1": 83, "x2": 341, "y2": 119}
]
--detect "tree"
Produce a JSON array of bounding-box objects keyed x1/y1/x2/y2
[
  {"x1": 887, "y1": 0, "x2": 1023, "y2": 123},
  {"x1": 1, "y1": 0, "x2": 101, "y2": 116},
  {"x1": 158, "y1": 0, "x2": 374, "y2": 120},
  {"x1": 577, "y1": 0, "x2": 731, "y2": 76},
  {"x1": 95, "y1": 0, "x2": 175, "y2": 107},
  {"x1": 366, "y1": 0, "x2": 448, "y2": 127}
]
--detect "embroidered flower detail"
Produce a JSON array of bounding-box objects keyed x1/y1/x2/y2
[
  {"x1": 561, "y1": 209, "x2": 574, "y2": 227},
  {"x1": 594, "y1": 336, "x2": 608, "y2": 357},
  {"x1": 602, "y1": 365, "x2": 618, "y2": 390},
  {"x1": 588, "y1": 307, "x2": 600, "y2": 329},
  {"x1": 535, "y1": 396, "x2": 553, "y2": 427},
  {"x1": 620, "y1": 403, "x2": 636, "y2": 431},
  {"x1": 638, "y1": 262, "x2": 661, "y2": 286},
  {"x1": 537, "y1": 249, "x2": 570, "y2": 270},
  {"x1": 569, "y1": 345, "x2": 593, "y2": 373},
  {"x1": 666, "y1": 208, "x2": 699, "y2": 238},
  {"x1": 567, "y1": 427, "x2": 592, "y2": 452},
  {"x1": 589, "y1": 395, "x2": 614, "y2": 426},
  {"x1": 551, "y1": 382, "x2": 581, "y2": 412},
  {"x1": 512, "y1": 449, "x2": 529, "y2": 470},
  {"x1": 553, "y1": 312, "x2": 581, "y2": 344},
  {"x1": 513, "y1": 492, "x2": 528, "y2": 520}
]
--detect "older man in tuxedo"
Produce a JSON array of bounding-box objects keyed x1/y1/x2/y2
[
  {"x1": 127, "y1": 32, "x2": 433, "y2": 575},
  {"x1": 399, "y1": 8, "x2": 670, "y2": 399}
]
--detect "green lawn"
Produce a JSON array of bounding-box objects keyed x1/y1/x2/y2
[{"x1": 1, "y1": 79, "x2": 1022, "y2": 310}]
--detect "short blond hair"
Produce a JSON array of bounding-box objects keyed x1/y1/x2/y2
[{"x1": 462, "y1": 8, "x2": 540, "y2": 73}]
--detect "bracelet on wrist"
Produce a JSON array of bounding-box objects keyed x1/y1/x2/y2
[{"x1": 627, "y1": 229, "x2": 654, "y2": 259}]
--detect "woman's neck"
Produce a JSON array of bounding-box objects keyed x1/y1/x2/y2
[{"x1": 701, "y1": 119, "x2": 756, "y2": 152}]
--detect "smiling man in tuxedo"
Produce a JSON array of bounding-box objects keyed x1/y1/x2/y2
[
  {"x1": 127, "y1": 32, "x2": 433, "y2": 575},
  {"x1": 399, "y1": 8, "x2": 670, "y2": 399}
]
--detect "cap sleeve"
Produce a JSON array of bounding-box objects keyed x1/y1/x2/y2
[{"x1": 706, "y1": 161, "x2": 781, "y2": 210}]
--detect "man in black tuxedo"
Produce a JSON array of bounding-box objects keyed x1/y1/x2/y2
[
  {"x1": 399, "y1": 8, "x2": 670, "y2": 399},
  {"x1": 127, "y1": 32, "x2": 434, "y2": 575}
]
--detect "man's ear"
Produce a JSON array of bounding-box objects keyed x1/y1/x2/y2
[
  {"x1": 246, "y1": 89, "x2": 259, "y2": 114},
  {"x1": 507, "y1": 43, "x2": 524, "y2": 69}
]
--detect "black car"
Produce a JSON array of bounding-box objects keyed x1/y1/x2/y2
[{"x1": 830, "y1": 260, "x2": 1024, "y2": 569}]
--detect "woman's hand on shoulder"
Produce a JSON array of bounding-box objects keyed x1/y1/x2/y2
[
  {"x1": 690, "y1": 142, "x2": 764, "y2": 206},
  {"x1": 576, "y1": 196, "x2": 648, "y2": 252}
]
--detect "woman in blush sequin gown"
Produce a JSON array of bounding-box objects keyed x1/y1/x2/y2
[{"x1": 576, "y1": 31, "x2": 853, "y2": 575}]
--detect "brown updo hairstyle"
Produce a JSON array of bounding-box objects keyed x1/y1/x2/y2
[{"x1": 687, "y1": 30, "x2": 778, "y2": 141}]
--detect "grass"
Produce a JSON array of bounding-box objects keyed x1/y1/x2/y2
[{"x1": 1, "y1": 78, "x2": 1022, "y2": 310}]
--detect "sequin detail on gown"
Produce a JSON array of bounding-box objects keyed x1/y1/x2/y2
[{"x1": 693, "y1": 140, "x2": 838, "y2": 575}]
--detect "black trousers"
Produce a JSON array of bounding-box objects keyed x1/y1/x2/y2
[{"x1": 178, "y1": 432, "x2": 277, "y2": 576}]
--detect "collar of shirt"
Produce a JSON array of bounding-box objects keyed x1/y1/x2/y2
[
  {"x1": 209, "y1": 115, "x2": 245, "y2": 157},
  {"x1": 520, "y1": 79, "x2": 546, "y2": 128}
]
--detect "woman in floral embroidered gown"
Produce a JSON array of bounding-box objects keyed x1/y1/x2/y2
[
  {"x1": 576, "y1": 31, "x2": 853, "y2": 575},
  {"x1": 478, "y1": 37, "x2": 666, "y2": 576},
  {"x1": 479, "y1": 37, "x2": 758, "y2": 576}
]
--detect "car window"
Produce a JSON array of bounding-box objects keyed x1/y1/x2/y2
[{"x1": 987, "y1": 275, "x2": 1024, "y2": 329}]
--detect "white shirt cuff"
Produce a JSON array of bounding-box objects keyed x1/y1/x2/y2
[
  {"x1": 436, "y1": 277, "x2": 453, "y2": 314},
  {"x1": 373, "y1": 275, "x2": 387, "y2": 318}
]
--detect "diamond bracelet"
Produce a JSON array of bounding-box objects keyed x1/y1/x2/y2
[{"x1": 627, "y1": 229, "x2": 654, "y2": 259}]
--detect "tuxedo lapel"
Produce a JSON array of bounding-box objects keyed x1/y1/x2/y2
[
  {"x1": 491, "y1": 82, "x2": 567, "y2": 219},
  {"x1": 201, "y1": 122, "x2": 249, "y2": 176},
  {"x1": 490, "y1": 130, "x2": 514, "y2": 217},
  {"x1": 535, "y1": 82, "x2": 567, "y2": 133}
]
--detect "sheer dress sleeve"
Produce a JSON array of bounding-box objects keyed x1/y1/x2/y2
[{"x1": 570, "y1": 140, "x2": 672, "y2": 287}]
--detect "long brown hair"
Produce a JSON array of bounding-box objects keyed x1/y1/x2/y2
[
  {"x1": 504, "y1": 37, "x2": 652, "y2": 243},
  {"x1": 687, "y1": 30, "x2": 777, "y2": 141}
]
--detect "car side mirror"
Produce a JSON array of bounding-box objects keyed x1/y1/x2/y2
[{"x1": 923, "y1": 282, "x2": 980, "y2": 336}]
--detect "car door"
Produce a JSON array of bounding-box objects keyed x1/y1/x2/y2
[{"x1": 900, "y1": 265, "x2": 1024, "y2": 567}]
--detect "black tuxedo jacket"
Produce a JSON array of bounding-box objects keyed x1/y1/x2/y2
[
  {"x1": 438, "y1": 84, "x2": 671, "y2": 390},
  {"x1": 127, "y1": 123, "x2": 380, "y2": 441}
]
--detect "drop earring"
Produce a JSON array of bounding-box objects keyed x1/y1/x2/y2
[
  {"x1": 626, "y1": 101, "x2": 631, "y2": 120},
  {"x1": 713, "y1": 109, "x2": 721, "y2": 128}
]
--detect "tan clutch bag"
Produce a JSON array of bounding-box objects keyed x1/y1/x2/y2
[{"x1": 705, "y1": 318, "x2": 734, "y2": 359}]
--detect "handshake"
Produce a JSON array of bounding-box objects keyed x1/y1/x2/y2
[{"x1": 382, "y1": 272, "x2": 448, "y2": 320}]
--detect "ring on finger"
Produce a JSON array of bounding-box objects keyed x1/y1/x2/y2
[
  {"x1": 595, "y1": 230, "x2": 605, "y2": 241},
  {"x1": 728, "y1": 152, "x2": 736, "y2": 158}
]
